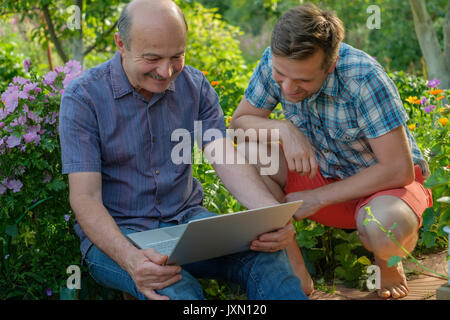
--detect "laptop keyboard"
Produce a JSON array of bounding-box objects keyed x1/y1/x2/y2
[{"x1": 146, "y1": 239, "x2": 178, "y2": 256}]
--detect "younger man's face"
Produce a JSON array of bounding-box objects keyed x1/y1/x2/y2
[{"x1": 272, "y1": 49, "x2": 336, "y2": 103}]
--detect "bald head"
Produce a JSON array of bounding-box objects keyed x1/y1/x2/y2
[{"x1": 118, "y1": 0, "x2": 187, "y2": 50}]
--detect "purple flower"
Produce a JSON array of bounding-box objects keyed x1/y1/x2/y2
[
  {"x1": 43, "y1": 71, "x2": 58, "y2": 86},
  {"x1": 64, "y1": 214, "x2": 70, "y2": 222},
  {"x1": 23, "y1": 131, "x2": 38, "y2": 144},
  {"x1": 1, "y1": 86, "x2": 19, "y2": 114},
  {"x1": 24, "y1": 59, "x2": 31, "y2": 73},
  {"x1": 64, "y1": 60, "x2": 82, "y2": 75},
  {"x1": 426, "y1": 78, "x2": 440, "y2": 88},
  {"x1": 0, "y1": 184, "x2": 6, "y2": 195},
  {"x1": 0, "y1": 122, "x2": 4, "y2": 128},
  {"x1": 4, "y1": 179, "x2": 23, "y2": 193},
  {"x1": 46, "y1": 288, "x2": 53, "y2": 297},
  {"x1": 424, "y1": 105, "x2": 436, "y2": 113},
  {"x1": 6, "y1": 135, "x2": 21, "y2": 148},
  {"x1": 420, "y1": 96, "x2": 427, "y2": 105},
  {"x1": 12, "y1": 76, "x2": 30, "y2": 86},
  {"x1": 43, "y1": 171, "x2": 52, "y2": 184}
]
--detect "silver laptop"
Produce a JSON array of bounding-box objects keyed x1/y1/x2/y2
[{"x1": 125, "y1": 200, "x2": 303, "y2": 265}]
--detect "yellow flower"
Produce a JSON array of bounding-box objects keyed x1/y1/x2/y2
[
  {"x1": 438, "y1": 117, "x2": 448, "y2": 126},
  {"x1": 405, "y1": 96, "x2": 418, "y2": 104},
  {"x1": 225, "y1": 116, "x2": 232, "y2": 124},
  {"x1": 408, "y1": 124, "x2": 416, "y2": 131},
  {"x1": 439, "y1": 108, "x2": 445, "y2": 113},
  {"x1": 429, "y1": 89, "x2": 444, "y2": 95}
]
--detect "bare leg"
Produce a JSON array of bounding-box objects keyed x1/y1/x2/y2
[
  {"x1": 239, "y1": 141, "x2": 314, "y2": 295},
  {"x1": 357, "y1": 195, "x2": 420, "y2": 299}
]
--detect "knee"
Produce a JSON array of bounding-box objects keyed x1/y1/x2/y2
[{"x1": 356, "y1": 196, "x2": 419, "y2": 252}]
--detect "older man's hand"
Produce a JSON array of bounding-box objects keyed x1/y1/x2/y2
[{"x1": 125, "y1": 248, "x2": 182, "y2": 300}]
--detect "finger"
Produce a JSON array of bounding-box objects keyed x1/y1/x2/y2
[
  {"x1": 258, "y1": 225, "x2": 294, "y2": 242},
  {"x1": 250, "y1": 241, "x2": 284, "y2": 252},
  {"x1": 294, "y1": 158, "x2": 304, "y2": 175},
  {"x1": 287, "y1": 157, "x2": 296, "y2": 172},
  {"x1": 143, "y1": 288, "x2": 170, "y2": 300},
  {"x1": 149, "y1": 273, "x2": 183, "y2": 291},
  {"x1": 142, "y1": 248, "x2": 168, "y2": 265},
  {"x1": 302, "y1": 158, "x2": 311, "y2": 176},
  {"x1": 309, "y1": 155, "x2": 318, "y2": 179}
]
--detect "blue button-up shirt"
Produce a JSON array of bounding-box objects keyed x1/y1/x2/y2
[
  {"x1": 245, "y1": 44, "x2": 427, "y2": 179},
  {"x1": 59, "y1": 51, "x2": 227, "y2": 261}
]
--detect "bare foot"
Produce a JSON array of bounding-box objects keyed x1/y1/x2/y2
[{"x1": 375, "y1": 256, "x2": 409, "y2": 299}]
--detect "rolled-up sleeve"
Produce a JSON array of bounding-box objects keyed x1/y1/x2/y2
[
  {"x1": 59, "y1": 89, "x2": 101, "y2": 174},
  {"x1": 244, "y1": 47, "x2": 280, "y2": 111},
  {"x1": 356, "y1": 70, "x2": 409, "y2": 139}
]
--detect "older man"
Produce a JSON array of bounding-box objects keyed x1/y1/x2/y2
[
  {"x1": 59, "y1": 0, "x2": 306, "y2": 300},
  {"x1": 231, "y1": 4, "x2": 433, "y2": 299}
]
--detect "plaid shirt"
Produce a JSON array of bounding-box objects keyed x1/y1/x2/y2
[{"x1": 245, "y1": 44, "x2": 426, "y2": 179}]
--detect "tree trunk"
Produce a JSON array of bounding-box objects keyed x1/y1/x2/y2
[
  {"x1": 71, "y1": 0, "x2": 84, "y2": 66},
  {"x1": 409, "y1": 0, "x2": 450, "y2": 89}
]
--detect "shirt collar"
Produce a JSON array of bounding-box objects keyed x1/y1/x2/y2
[{"x1": 110, "y1": 50, "x2": 176, "y2": 100}]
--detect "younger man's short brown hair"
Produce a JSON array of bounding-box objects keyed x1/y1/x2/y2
[{"x1": 271, "y1": 3, "x2": 345, "y2": 70}]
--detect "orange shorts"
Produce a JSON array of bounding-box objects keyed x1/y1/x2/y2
[{"x1": 284, "y1": 165, "x2": 433, "y2": 229}]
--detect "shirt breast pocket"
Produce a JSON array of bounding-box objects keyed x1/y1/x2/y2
[{"x1": 328, "y1": 125, "x2": 366, "y2": 152}]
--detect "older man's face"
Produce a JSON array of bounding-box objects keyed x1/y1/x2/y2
[{"x1": 117, "y1": 13, "x2": 186, "y2": 97}]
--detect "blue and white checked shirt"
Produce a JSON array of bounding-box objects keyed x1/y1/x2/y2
[
  {"x1": 59, "y1": 51, "x2": 227, "y2": 261},
  {"x1": 245, "y1": 43, "x2": 426, "y2": 179}
]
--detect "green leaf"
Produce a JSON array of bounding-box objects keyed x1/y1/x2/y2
[
  {"x1": 363, "y1": 218, "x2": 370, "y2": 226},
  {"x1": 387, "y1": 256, "x2": 402, "y2": 267},
  {"x1": 357, "y1": 256, "x2": 372, "y2": 266},
  {"x1": 5, "y1": 224, "x2": 18, "y2": 238}
]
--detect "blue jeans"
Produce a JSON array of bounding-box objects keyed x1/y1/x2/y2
[{"x1": 85, "y1": 211, "x2": 307, "y2": 300}]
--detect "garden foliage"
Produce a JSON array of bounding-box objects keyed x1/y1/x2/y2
[{"x1": 0, "y1": 2, "x2": 448, "y2": 299}]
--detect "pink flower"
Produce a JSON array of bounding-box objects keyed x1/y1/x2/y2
[
  {"x1": 1, "y1": 87, "x2": 19, "y2": 114},
  {"x1": 4, "y1": 179, "x2": 23, "y2": 193},
  {"x1": 424, "y1": 105, "x2": 436, "y2": 113},
  {"x1": 43, "y1": 171, "x2": 52, "y2": 184},
  {"x1": 43, "y1": 71, "x2": 58, "y2": 86},
  {"x1": 64, "y1": 60, "x2": 82, "y2": 75},
  {"x1": 0, "y1": 184, "x2": 6, "y2": 195},
  {"x1": 24, "y1": 59, "x2": 31, "y2": 73},
  {"x1": 420, "y1": 96, "x2": 427, "y2": 105},
  {"x1": 426, "y1": 78, "x2": 440, "y2": 88},
  {"x1": 6, "y1": 135, "x2": 21, "y2": 148}
]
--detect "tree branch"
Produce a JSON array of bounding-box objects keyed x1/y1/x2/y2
[
  {"x1": 42, "y1": 4, "x2": 68, "y2": 63},
  {"x1": 83, "y1": 20, "x2": 118, "y2": 56}
]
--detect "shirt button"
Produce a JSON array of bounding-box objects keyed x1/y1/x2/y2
[
  {"x1": 323, "y1": 149, "x2": 329, "y2": 154},
  {"x1": 157, "y1": 198, "x2": 162, "y2": 205},
  {"x1": 155, "y1": 170, "x2": 160, "y2": 175}
]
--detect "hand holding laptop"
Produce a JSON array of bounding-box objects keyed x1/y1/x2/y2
[
  {"x1": 124, "y1": 246, "x2": 182, "y2": 300},
  {"x1": 249, "y1": 220, "x2": 296, "y2": 253}
]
